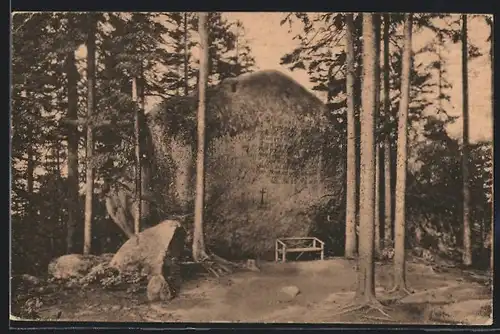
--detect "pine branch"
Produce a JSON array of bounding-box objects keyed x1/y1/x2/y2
[
  {"x1": 12, "y1": 13, "x2": 36, "y2": 35},
  {"x1": 59, "y1": 117, "x2": 133, "y2": 128}
]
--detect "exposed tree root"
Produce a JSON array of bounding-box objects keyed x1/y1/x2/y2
[
  {"x1": 362, "y1": 314, "x2": 393, "y2": 322},
  {"x1": 196, "y1": 249, "x2": 242, "y2": 278},
  {"x1": 333, "y1": 297, "x2": 392, "y2": 319},
  {"x1": 387, "y1": 284, "x2": 413, "y2": 297}
]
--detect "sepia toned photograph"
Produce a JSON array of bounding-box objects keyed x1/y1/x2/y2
[{"x1": 10, "y1": 12, "x2": 493, "y2": 325}]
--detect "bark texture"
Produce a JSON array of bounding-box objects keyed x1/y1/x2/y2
[
  {"x1": 344, "y1": 13, "x2": 357, "y2": 259},
  {"x1": 66, "y1": 48, "x2": 79, "y2": 254},
  {"x1": 193, "y1": 12, "x2": 209, "y2": 262},
  {"x1": 356, "y1": 13, "x2": 377, "y2": 301},
  {"x1": 393, "y1": 13, "x2": 413, "y2": 291},
  {"x1": 461, "y1": 14, "x2": 472, "y2": 267},
  {"x1": 83, "y1": 15, "x2": 97, "y2": 255}
]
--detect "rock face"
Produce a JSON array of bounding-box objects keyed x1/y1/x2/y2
[
  {"x1": 109, "y1": 220, "x2": 186, "y2": 278},
  {"x1": 48, "y1": 254, "x2": 112, "y2": 280},
  {"x1": 146, "y1": 70, "x2": 342, "y2": 258}
]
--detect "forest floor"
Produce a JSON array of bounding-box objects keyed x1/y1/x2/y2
[{"x1": 12, "y1": 256, "x2": 492, "y2": 325}]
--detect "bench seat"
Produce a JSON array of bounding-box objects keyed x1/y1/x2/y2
[{"x1": 285, "y1": 247, "x2": 323, "y2": 253}]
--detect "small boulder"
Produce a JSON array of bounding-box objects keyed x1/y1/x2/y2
[
  {"x1": 278, "y1": 285, "x2": 300, "y2": 301},
  {"x1": 246, "y1": 259, "x2": 260, "y2": 272},
  {"x1": 48, "y1": 254, "x2": 100, "y2": 280},
  {"x1": 20, "y1": 274, "x2": 41, "y2": 286},
  {"x1": 147, "y1": 275, "x2": 172, "y2": 302}
]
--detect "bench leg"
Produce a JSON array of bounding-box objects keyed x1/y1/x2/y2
[
  {"x1": 282, "y1": 249, "x2": 286, "y2": 262},
  {"x1": 275, "y1": 242, "x2": 278, "y2": 262},
  {"x1": 320, "y1": 247, "x2": 324, "y2": 260}
]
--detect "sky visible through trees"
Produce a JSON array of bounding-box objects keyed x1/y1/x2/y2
[{"x1": 217, "y1": 13, "x2": 492, "y2": 144}]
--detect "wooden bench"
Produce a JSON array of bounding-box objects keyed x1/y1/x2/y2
[{"x1": 275, "y1": 237, "x2": 325, "y2": 262}]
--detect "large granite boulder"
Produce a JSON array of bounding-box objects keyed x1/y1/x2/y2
[{"x1": 109, "y1": 220, "x2": 186, "y2": 279}]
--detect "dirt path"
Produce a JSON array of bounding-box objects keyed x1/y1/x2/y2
[{"x1": 26, "y1": 258, "x2": 492, "y2": 324}]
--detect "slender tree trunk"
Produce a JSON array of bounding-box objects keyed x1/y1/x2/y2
[
  {"x1": 137, "y1": 63, "x2": 150, "y2": 221},
  {"x1": 490, "y1": 18, "x2": 494, "y2": 271},
  {"x1": 26, "y1": 87, "x2": 34, "y2": 199},
  {"x1": 235, "y1": 20, "x2": 244, "y2": 77},
  {"x1": 132, "y1": 75, "x2": 142, "y2": 236},
  {"x1": 382, "y1": 13, "x2": 392, "y2": 249},
  {"x1": 437, "y1": 36, "x2": 443, "y2": 112},
  {"x1": 192, "y1": 12, "x2": 209, "y2": 262},
  {"x1": 356, "y1": 13, "x2": 377, "y2": 302},
  {"x1": 383, "y1": 14, "x2": 393, "y2": 247},
  {"x1": 393, "y1": 13, "x2": 413, "y2": 292},
  {"x1": 344, "y1": 13, "x2": 357, "y2": 259},
  {"x1": 183, "y1": 13, "x2": 196, "y2": 207},
  {"x1": 461, "y1": 14, "x2": 472, "y2": 267},
  {"x1": 83, "y1": 15, "x2": 97, "y2": 255},
  {"x1": 26, "y1": 120, "x2": 35, "y2": 225},
  {"x1": 184, "y1": 12, "x2": 189, "y2": 96},
  {"x1": 54, "y1": 141, "x2": 61, "y2": 253},
  {"x1": 375, "y1": 148, "x2": 381, "y2": 256},
  {"x1": 374, "y1": 14, "x2": 381, "y2": 259},
  {"x1": 26, "y1": 125, "x2": 34, "y2": 196},
  {"x1": 66, "y1": 48, "x2": 79, "y2": 254}
]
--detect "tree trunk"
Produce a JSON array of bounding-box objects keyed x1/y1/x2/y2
[
  {"x1": 138, "y1": 64, "x2": 150, "y2": 222},
  {"x1": 66, "y1": 48, "x2": 79, "y2": 254},
  {"x1": 83, "y1": 15, "x2": 97, "y2": 255},
  {"x1": 373, "y1": 14, "x2": 381, "y2": 259},
  {"x1": 132, "y1": 75, "x2": 142, "y2": 236},
  {"x1": 26, "y1": 119, "x2": 35, "y2": 224},
  {"x1": 490, "y1": 17, "x2": 494, "y2": 271},
  {"x1": 192, "y1": 12, "x2": 209, "y2": 262},
  {"x1": 344, "y1": 13, "x2": 357, "y2": 259},
  {"x1": 356, "y1": 13, "x2": 377, "y2": 301},
  {"x1": 461, "y1": 14, "x2": 472, "y2": 267},
  {"x1": 54, "y1": 141, "x2": 61, "y2": 253},
  {"x1": 382, "y1": 13, "x2": 392, "y2": 249},
  {"x1": 184, "y1": 12, "x2": 189, "y2": 96},
  {"x1": 393, "y1": 13, "x2": 413, "y2": 292},
  {"x1": 437, "y1": 36, "x2": 443, "y2": 112},
  {"x1": 26, "y1": 124, "x2": 34, "y2": 196},
  {"x1": 375, "y1": 148, "x2": 381, "y2": 257}
]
